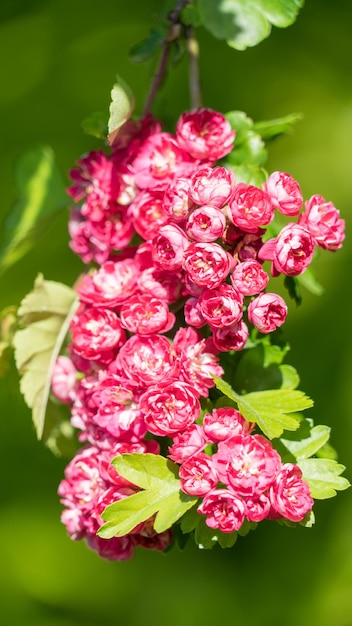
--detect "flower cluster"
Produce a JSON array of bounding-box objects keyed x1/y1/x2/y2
[{"x1": 55, "y1": 107, "x2": 344, "y2": 560}]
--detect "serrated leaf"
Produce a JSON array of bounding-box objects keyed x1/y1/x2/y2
[
  {"x1": 198, "y1": 0, "x2": 304, "y2": 50},
  {"x1": 0, "y1": 146, "x2": 67, "y2": 274},
  {"x1": 228, "y1": 164, "x2": 267, "y2": 186},
  {"x1": 99, "y1": 454, "x2": 197, "y2": 538},
  {"x1": 129, "y1": 29, "x2": 163, "y2": 63},
  {"x1": 13, "y1": 275, "x2": 77, "y2": 439},
  {"x1": 231, "y1": 342, "x2": 297, "y2": 394},
  {"x1": 278, "y1": 419, "x2": 331, "y2": 461},
  {"x1": 195, "y1": 516, "x2": 238, "y2": 549},
  {"x1": 108, "y1": 76, "x2": 135, "y2": 145},
  {"x1": 213, "y1": 375, "x2": 312, "y2": 439},
  {"x1": 227, "y1": 131, "x2": 267, "y2": 166},
  {"x1": 225, "y1": 110, "x2": 254, "y2": 144},
  {"x1": 179, "y1": 503, "x2": 200, "y2": 534},
  {"x1": 299, "y1": 458, "x2": 350, "y2": 499},
  {"x1": 81, "y1": 112, "x2": 108, "y2": 139},
  {"x1": 253, "y1": 112, "x2": 303, "y2": 140}
]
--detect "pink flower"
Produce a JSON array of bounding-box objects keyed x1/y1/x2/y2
[
  {"x1": 132, "y1": 132, "x2": 193, "y2": 190},
  {"x1": 173, "y1": 327, "x2": 224, "y2": 397},
  {"x1": 179, "y1": 453, "x2": 219, "y2": 496},
  {"x1": 138, "y1": 267, "x2": 183, "y2": 303},
  {"x1": 184, "y1": 297, "x2": 207, "y2": 328},
  {"x1": 168, "y1": 424, "x2": 207, "y2": 463},
  {"x1": 198, "y1": 284, "x2": 243, "y2": 328},
  {"x1": 120, "y1": 294, "x2": 175, "y2": 335},
  {"x1": 299, "y1": 194, "x2": 345, "y2": 251},
  {"x1": 186, "y1": 205, "x2": 226, "y2": 242},
  {"x1": 78, "y1": 259, "x2": 139, "y2": 309},
  {"x1": 91, "y1": 379, "x2": 146, "y2": 440},
  {"x1": 214, "y1": 434, "x2": 281, "y2": 497},
  {"x1": 264, "y1": 171, "x2": 303, "y2": 216},
  {"x1": 70, "y1": 307, "x2": 125, "y2": 362},
  {"x1": 259, "y1": 223, "x2": 315, "y2": 276},
  {"x1": 68, "y1": 150, "x2": 120, "y2": 215},
  {"x1": 269, "y1": 463, "x2": 314, "y2": 522},
  {"x1": 228, "y1": 183, "x2": 274, "y2": 232},
  {"x1": 131, "y1": 190, "x2": 169, "y2": 240},
  {"x1": 182, "y1": 242, "x2": 234, "y2": 288},
  {"x1": 51, "y1": 356, "x2": 78, "y2": 403},
  {"x1": 211, "y1": 320, "x2": 249, "y2": 352},
  {"x1": 203, "y1": 407, "x2": 252, "y2": 442},
  {"x1": 163, "y1": 177, "x2": 193, "y2": 222},
  {"x1": 245, "y1": 493, "x2": 271, "y2": 522},
  {"x1": 230, "y1": 259, "x2": 269, "y2": 296},
  {"x1": 139, "y1": 381, "x2": 201, "y2": 436},
  {"x1": 152, "y1": 224, "x2": 191, "y2": 271},
  {"x1": 189, "y1": 166, "x2": 235, "y2": 208},
  {"x1": 247, "y1": 292, "x2": 287, "y2": 334},
  {"x1": 197, "y1": 489, "x2": 246, "y2": 532},
  {"x1": 176, "y1": 108, "x2": 235, "y2": 161},
  {"x1": 114, "y1": 334, "x2": 178, "y2": 387},
  {"x1": 86, "y1": 534, "x2": 135, "y2": 561}
]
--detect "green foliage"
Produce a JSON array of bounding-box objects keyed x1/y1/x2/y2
[
  {"x1": 108, "y1": 75, "x2": 135, "y2": 144},
  {"x1": 197, "y1": 0, "x2": 304, "y2": 50},
  {"x1": 98, "y1": 454, "x2": 197, "y2": 538},
  {"x1": 13, "y1": 275, "x2": 77, "y2": 439},
  {"x1": 298, "y1": 458, "x2": 350, "y2": 499},
  {"x1": 195, "y1": 516, "x2": 238, "y2": 549},
  {"x1": 213, "y1": 375, "x2": 312, "y2": 439},
  {"x1": 231, "y1": 341, "x2": 298, "y2": 394},
  {"x1": 296, "y1": 266, "x2": 324, "y2": 297},
  {"x1": 0, "y1": 306, "x2": 16, "y2": 376},
  {"x1": 284, "y1": 275, "x2": 302, "y2": 306},
  {"x1": 129, "y1": 29, "x2": 164, "y2": 63},
  {"x1": 277, "y1": 418, "x2": 331, "y2": 461},
  {"x1": 0, "y1": 146, "x2": 67, "y2": 274},
  {"x1": 253, "y1": 112, "x2": 304, "y2": 140},
  {"x1": 81, "y1": 111, "x2": 108, "y2": 139}
]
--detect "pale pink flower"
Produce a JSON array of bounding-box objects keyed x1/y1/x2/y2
[
  {"x1": 152, "y1": 224, "x2": 191, "y2": 271},
  {"x1": 168, "y1": 424, "x2": 207, "y2": 463},
  {"x1": 51, "y1": 356, "x2": 78, "y2": 403},
  {"x1": 131, "y1": 190, "x2": 169, "y2": 240},
  {"x1": 179, "y1": 453, "x2": 219, "y2": 496},
  {"x1": 228, "y1": 183, "x2": 274, "y2": 232},
  {"x1": 139, "y1": 381, "x2": 200, "y2": 436},
  {"x1": 132, "y1": 132, "x2": 193, "y2": 190},
  {"x1": 198, "y1": 284, "x2": 243, "y2": 328},
  {"x1": 197, "y1": 488, "x2": 246, "y2": 532},
  {"x1": 203, "y1": 407, "x2": 252, "y2": 442},
  {"x1": 247, "y1": 292, "x2": 287, "y2": 334},
  {"x1": 215, "y1": 434, "x2": 281, "y2": 497},
  {"x1": 91, "y1": 379, "x2": 146, "y2": 440},
  {"x1": 245, "y1": 493, "x2": 271, "y2": 522},
  {"x1": 259, "y1": 223, "x2": 315, "y2": 276},
  {"x1": 264, "y1": 171, "x2": 303, "y2": 216},
  {"x1": 163, "y1": 177, "x2": 193, "y2": 222},
  {"x1": 186, "y1": 205, "x2": 226, "y2": 242},
  {"x1": 176, "y1": 108, "x2": 235, "y2": 161},
  {"x1": 70, "y1": 307, "x2": 125, "y2": 362},
  {"x1": 182, "y1": 242, "x2": 234, "y2": 288},
  {"x1": 120, "y1": 294, "x2": 175, "y2": 335},
  {"x1": 269, "y1": 463, "x2": 314, "y2": 522},
  {"x1": 188, "y1": 166, "x2": 235, "y2": 208},
  {"x1": 211, "y1": 320, "x2": 249, "y2": 352},
  {"x1": 114, "y1": 334, "x2": 178, "y2": 387},
  {"x1": 78, "y1": 259, "x2": 139, "y2": 309},
  {"x1": 299, "y1": 194, "x2": 345, "y2": 251},
  {"x1": 231, "y1": 259, "x2": 269, "y2": 296}
]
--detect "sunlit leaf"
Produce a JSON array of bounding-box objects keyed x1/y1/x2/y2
[
  {"x1": 228, "y1": 164, "x2": 267, "y2": 186},
  {"x1": 198, "y1": 0, "x2": 304, "y2": 50},
  {"x1": 278, "y1": 418, "x2": 331, "y2": 461},
  {"x1": 297, "y1": 266, "x2": 325, "y2": 296},
  {"x1": 0, "y1": 146, "x2": 67, "y2": 274},
  {"x1": 213, "y1": 375, "x2": 312, "y2": 439},
  {"x1": 194, "y1": 516, "x2": 238, "y2": 549},
  {"x1": 253, "y1": 112, "x2": 303, "y2": 140},
  {"x1": 108, "y1": 75, "x2": 135, "y2": 145},
  {"x1": 81, "y1": 111, "x2": 108, "y2": 139},
  {"x1": 299, "y1": 458, "x2": 350, "y2": 499},
  {"x1": 99, "y1": 454, "x2": 197, "y2": 538},
  {"x1": 13, "y1": 275, "x2": 77, "y2": 439}
]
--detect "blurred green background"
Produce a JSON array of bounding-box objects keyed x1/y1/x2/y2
[{"x1": 0, "y1": 1, "x2": 351, "y2": 625}]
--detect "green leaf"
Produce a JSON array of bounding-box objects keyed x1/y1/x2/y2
[
  {"x1": 299, "y1": 458, "x2": 350, "y2": 499},
  {"x1": 228, "y1": 164, "x2": 267, "y2": 186},
  {"x1": 296, "y1": 266, "x2": 325, "y2": 297},
  {"x1": 229, "y1": 341, "x2": 297, "y2": 394},
  {"x1": 181, "y1": 4, "x2": 202, "y2": 27},
  {"x1": 13, "y1": 275, "x2": 77, "y2": 439},
  {"x1": 284, "y1": 275, "x2": 302, "y2": 306},
  {"x1": 129, "y1": 29, "x2": 163, "y2": 63},
  {"x1": 225, "y1": 110, "x2": 254, "y2": 144},
  {"x1": 179, "y1": 503, "x2": 201, "y2": 534},
  {"x1": 194, "y1": 516, "x2": 238, "y2": 549},
  {"x1": 198, "y1": 0, "x2": 304, "y2": 50},
  {"x1": 0, "y1": 146, "x2": 67, "y2": 274},
  {"x1": 278, "y1": 418, "x2": 331, "y2": 462},
  {"x1": 81, "y1": 111, "x2": 108, "y2": 139},
  {"x1": 227, "y1": 131, "x2": 267, "y2": 166},
  {"x1": 99, "y1": 454, "x2": 197, "y2": 538},
  {"x1": 42, "y1": 400, "x2": 78, "y2": 457},
  {"x1": 108, "y1": 75, "x2": 135, "y2": 144},
  {"x1": 213, "y1": 375, "x2": 312, "y2": 439},
  {"x1": 253, "y1": 112, "x2": 303, "y2": 140}
]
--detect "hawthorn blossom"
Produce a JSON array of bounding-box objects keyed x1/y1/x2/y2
[
  {"x1": 269, "y1": 463, "x2": 313, "y2": 522},
  {"x1": 182, "y1": 242, "x2": 234, "y2": 288},
  {"x1": 139, "y1": 381, "x2": 201, "y2": 436},
  {"x1": 120, "y1": 294, "x2": 175, "y2": 335},
  {"x1": 51, "y1": 356, "x2": 78, "y2": 403},
  {"x1": 197, "y1": 489, "x2": 246, "y2": 532},
  {"x1": 186, "y1": 205, "x2": 226, "y2": 242},
  {"x1": 231, "y1": 259, "x2": 269, "y2": 296},
  {"x1": 70, "y1": 306, "x2": 125, "y2": 362},
  {"x1": 131, "y1": 190, "x2": 169, "y2": 240},
  {"x1": 228, "y1": 183, "x2": 274, "y2": 232},
  {"x1": 264, "y1": 171, "x2": 303, "y2": 216},
  {"x1": 198, "y1": 284, "x2": 243, "y2": 329},
  {"x1": 176, "y1": 108, "x2": 235, "y2": 161},
  {"x1": 203, "y1": 407, "x2": 253, "y2": 442},
  {"x1": 113, "y1": 334, "x2": 179, "y2": 387},
  {"x1": 299, "y1": 194, "x2": 345, "y2": 251},
  {"x1": 188, "y1": 166, "x2": 235, "y2": 208},
  {"x1": 247, "y1": 292, "x2": 287, "y2": 334},
  {"x1": 179, "y1": 453, "x2": 219, "y2": 496},
  {"x1": 152, "y1": 224, "x2": 190, "y2": 271},
  {"x1": 168, "y1": 424, "x2": 208, "y2": 463},
  {"x1": 78, "y1": 259, "x2": 139, "y2": 309},
  {"x1": 132, "y1": 132, "x2": 194, "y2": 190},
  {"x1": 211, "y1": 320, "x2": 249, "y2": 352},
  {"x1": 259, "y1": 223, "x2": 315, "y2": 276},
  {"x1": 163, "y1": 176, "x2": 193, "y2": 222}
]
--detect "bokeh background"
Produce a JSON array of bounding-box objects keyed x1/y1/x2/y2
[{"x1": 0, "y1": 1, "x2": 351, "y2": 625}]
